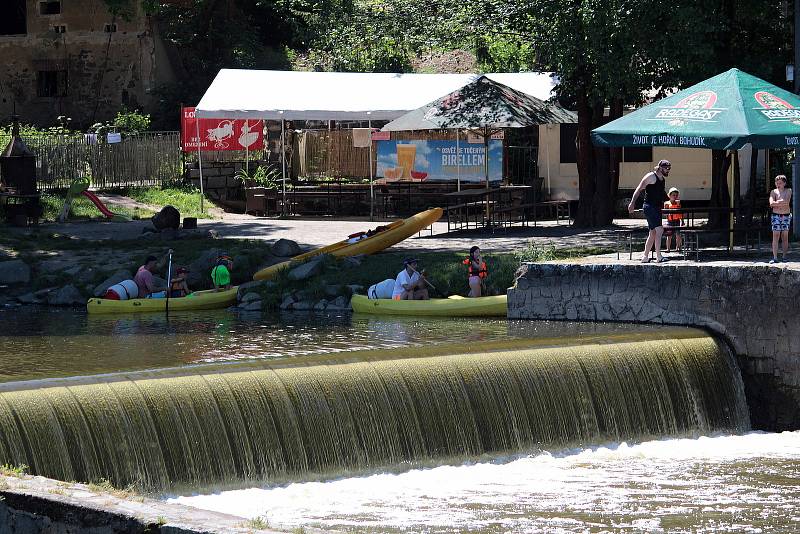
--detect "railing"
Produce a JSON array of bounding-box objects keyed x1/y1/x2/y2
[{"x1": 0, "y1": 131, "x2": 182, "y2": 191}]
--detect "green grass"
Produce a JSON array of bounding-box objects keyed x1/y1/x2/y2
[
  {"x1": 0, "y1": 464, "x2": 27, "y2": 477},
  {"x1": 246, "y1": 516, "x2": 270, "y2": 529},
  {"x1": 36, "y1": 193, "x2": 154, "y2": 222},
  {"x1": 122, "y1": 186, "x2": 218, "y2": 219}
]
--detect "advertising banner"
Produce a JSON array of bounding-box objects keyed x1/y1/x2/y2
[
  {"x1": 181, "y1": 107, "x2": 264, "y2": 152},
  {"x1": 376, "y1": 140, "x2": 502, "y2": 182}
]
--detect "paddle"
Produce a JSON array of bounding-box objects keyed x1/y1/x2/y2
[
  {"x1": 409, "y1": 266, "x2": 448, "y2": 298},
  {"x1": 165, "y1": 248, "x2": 173, "y2": 315}
]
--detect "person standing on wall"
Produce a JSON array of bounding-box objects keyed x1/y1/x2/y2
[
  {"x1": 769, "y1": 174, "x2": 792, "y2": 264},
  {"x1": 628, "y1": 160, "x2": 671, "y2": 263}
]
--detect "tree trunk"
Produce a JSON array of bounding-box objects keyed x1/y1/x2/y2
[
  {"x1": 608, "y1": 98, "x2": 624, "y2": 221},
  {"x1": 591, "y1": 103, "x2": 613, "y2": 226},
  {"x1": 744, "y1": 147, "x2": 759, "y2": 223},
  {"x1": 574, "y1": 90, "x2": 595, "y2": 227}
]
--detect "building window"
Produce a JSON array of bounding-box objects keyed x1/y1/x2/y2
[
  {"x1": 622, "y1": 147, "x2": 653, "y2": 162},
  {"x1": 559, "y1": 123, "x2": 578, "y2": 164},
  {"x1": 104, "y1": 23, "x2": 117, "y2": 33},
  {"x1": 39, "y1": 1, "x2": 61, "y2": 15},
  {"x1": 52, "y1": 24, "x2": 66, "y2": 33},
  {"x1": 1, "y1": 0, "x2": 26, "y2": 35},
  {"x1": 37, "y1": 70, "x2": 68, "y2": 98}
]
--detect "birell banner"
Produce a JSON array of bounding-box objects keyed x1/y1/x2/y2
[
  {"x1": 376, "y1": 140, "x2": 503, "y2": 182},
  {"x1": 181, "y1": 107, "x2": 264, "y2": 152}
]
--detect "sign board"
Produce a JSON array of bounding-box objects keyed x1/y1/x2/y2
[
  {"x1": 181, "y1": 107, "x2": 265, "y2": 152},
  {"x1": 106, "y1": 132, "x2": 122, "y2": 144},
  {"x1": 376, "y1": 140, "x2": 502, "y2": 182},
  {"x1": 466, "y1": 131, "x2": 505, "y2": 143},
  {"x1": 371, "y1": 131, "x2": 391, "y2": 141}
]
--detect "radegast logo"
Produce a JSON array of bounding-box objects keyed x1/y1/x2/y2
[
  {"x1": 754, "y1": 91, "x2": 800, "y2": 125},
  {"x1": 652, "y1": 91, "x2": 725, "y2": 126}
]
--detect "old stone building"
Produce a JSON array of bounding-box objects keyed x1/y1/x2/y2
[{"x1": 0, "y1": 0, "x2": 175, "y2": 128}]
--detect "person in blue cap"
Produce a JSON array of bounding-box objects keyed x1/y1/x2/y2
[{"x1": 391, "y1": 257, "x2": 429, "y2": 300}]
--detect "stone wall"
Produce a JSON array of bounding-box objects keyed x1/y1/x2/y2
[
  {"x1": 508, "y1": 263, "x2": 800, "y2": 431},
  {"x1": 0, "y1": 0, "x2": 174, "y2": 127}
]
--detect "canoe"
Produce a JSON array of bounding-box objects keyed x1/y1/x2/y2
[
  {"x1": 350, "y1": 293, "x2": 507, "y2": 317},
  {"x1": 86, "y1": 287, "x2": 238, "y2": 314},
  {"x1": 253, "y1": 207, "x2": 443, "y2": 281}
]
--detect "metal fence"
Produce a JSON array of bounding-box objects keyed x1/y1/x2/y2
[{"x1": 0, "y1": 131, "x2": 182, "y2": 191}]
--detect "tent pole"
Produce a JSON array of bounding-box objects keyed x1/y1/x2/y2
[
  {"x1": 369, "y1": 119, "x2": 374, "y2": 221},
  {"x1": 195, "y1": 116, "x2": 204, "y2": 214},
  {"x1": 729, "y1": 150, "x2": 736, "y2": 251},
  {"x1": 484, "y1": 128, "x2": 490, "y2": 221},
  {"x1": 544, "y1": 125, "x2": 551, "y2": 198},
  {"x1": 456, "y1": 129, "x2": 461, "y2": 192},
  {"x1": 245, "y1": 120, "x2": 249, "y2": 174},
  {"x1": 281, "y1": 118, "x2": 286, "y2": 215}
]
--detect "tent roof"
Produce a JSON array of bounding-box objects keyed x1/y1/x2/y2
[{"x1": 195, "y1": 69, "x2": 559, "y2": 120}]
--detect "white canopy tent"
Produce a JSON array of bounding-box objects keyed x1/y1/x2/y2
[{"x1": 193, "y1": 69, "x2": 559, "y2": 215}]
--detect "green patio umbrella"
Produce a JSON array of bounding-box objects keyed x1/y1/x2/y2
[{"x1": 592, "y1": 68, "x2": 800, "y2": 149}]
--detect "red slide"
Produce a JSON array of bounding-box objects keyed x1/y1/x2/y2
[{"x1": 80, "y1": 190, "x2": 115, "y2": 218}]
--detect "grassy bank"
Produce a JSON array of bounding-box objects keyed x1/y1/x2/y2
[
  {"x1": 121, "y1": 186, "x2": 217, "y2": 219},
  {"x1": 38, "y1": 193, "x2": 154, "y2": 222}
]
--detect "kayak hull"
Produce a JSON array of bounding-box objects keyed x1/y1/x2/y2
[
  {"x1": 87, "y1": 287, "x2": 238, "y2": 314},
  {"x1": 350, "y1": 293, "x2": 507, "y2": 317},
  {"x1": 253, "y1": 207, "x2": 443, "y2": 281}
]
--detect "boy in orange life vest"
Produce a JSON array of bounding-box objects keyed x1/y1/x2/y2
[
  {"x1": 463, "y1": 246, "x2": 487, "y2": 297},
  {"x1": 169, "y1": 267, "x2": 191, "y2": 298},
  {"x1": 663, "y1": 187, "x2": 683, "y2": 252}
]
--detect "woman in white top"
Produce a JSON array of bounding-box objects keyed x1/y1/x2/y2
[{"x1": 392, "y1": 258, "x2": 429, "y2": 300}]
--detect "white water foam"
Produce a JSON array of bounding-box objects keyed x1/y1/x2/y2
[{"x1": 170, "y1": 431, "x2": 800, "y2": 533}]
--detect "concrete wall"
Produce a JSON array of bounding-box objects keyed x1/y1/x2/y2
[
  {"x1": 508, "y1": 263, "x2": 800, "y2": 431},
  {"x1": 0, "y1": 0, "x2": 173, "y2": 127}
]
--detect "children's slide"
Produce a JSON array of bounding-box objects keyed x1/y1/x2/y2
[{"x1": 81, "y1": 190, "x2": 116, "y2": 218}]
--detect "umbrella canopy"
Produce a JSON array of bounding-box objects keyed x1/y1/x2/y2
[
  {"x1": 382, "y1": 76, "x2": 575, "y2": 132},
  {"x1": 592, "y1": 68, "x2": 800, "y2": 150}
]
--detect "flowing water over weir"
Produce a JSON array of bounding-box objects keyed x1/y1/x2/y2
[{"x1": 0, "y1": 331, "x2": 749, "y2": 492}]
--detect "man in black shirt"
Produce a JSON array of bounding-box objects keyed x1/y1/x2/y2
[{"x1": 628, "y1": 159, "x2": 671, "y2": 263}]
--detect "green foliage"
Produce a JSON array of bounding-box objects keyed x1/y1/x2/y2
[
  {"x1": 113, "y1": 109, "x2": 152, "y2": 134},
  {"x1": 237, "y1": 165, "x2": 281, "y2": 189},
  {"x1": 246, "y1": 515, "x2": 270, "y2": 529},
  {"x1": 514, "y1": 242, "x2": 558, "y2": 263},
  {"x1": 0, "y1": 464, "x2": 28, "y2": 477}
]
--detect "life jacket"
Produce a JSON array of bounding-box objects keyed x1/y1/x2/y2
[
  {"x1": 664, "y1": 199, "x2": 683, "y2": 222},
  {"x1": 170, "y1": 277, "x2": 186, "y2": 297},
  {"x1": 463, "y1": 258, "x2": 487, "y2": 279}
]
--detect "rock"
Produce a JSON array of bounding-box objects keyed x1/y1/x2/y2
[
  {"x1": 241, "y1": 299, "x2": 263, "y2": 312},
  {"x1": 93, "y1": 270, "x2": 132, "y2": 297},
  {"x1": 38, "y1": 259, "x2": 71, "y2": 275},
  {"x1": 159, "y1": 228, "x2": 180, "y2": 241},
  {"x1": 347, "y1": 284, "x2": 364, "y2": 294},
  {"x1": 151, "y1": 205, "x2": 181, "y2": 230},
  {"x1": 332, "y1": 295, "x2": 349, "y2": 309},
  {"x1": 141, "y1": 224, "x2": 157, "y2": 234},
  {"x1": 206, "y1": 229, "x2": 220, "y2": 239},
  {"x1": 17, "y1": 292, "x2": 40, "y2": 304},
  {"x1": 342, "y1": 256, "x2": 362, "y2": 267},
  {"x1": 324, "y1": 284, "x2": 343, "y2": 297},
  {"x1": 314, "y1": 299, "x2": 328, "y2": 310},
  {"x1": 287, "y1": 255, "x2": 327, "y2": 281},
  {"x1": 241, "y1": 292, "x2": 261, "y2": 303},
  {"x1": 292, "y1": 300, "x2": 313, "y2": 311},
  {"x1": 271, "y1": 239, "x2": 302, "y2": 257},
  {"x1": 280, "y1": 295, "x2": 295, "y2": 310},
  {"x1": 63, "y1": 266, "x2": 83, "y2": 277},
  {"x1": 188, "y1": 249, "x2": 225, "y2": 287},
  {"x1": 237, "y1": 280, "x2": 276, "y2": 300},
  {"x1": 47, "y1": 285, "x2": 84, "y2": 306},
  {"x1": 0, "y1": 260, "x2": 30, "y2": 284}
]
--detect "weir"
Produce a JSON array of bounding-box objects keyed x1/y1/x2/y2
[{"x1": 0, "y1": 331, "x2": 749, "y2": 493}]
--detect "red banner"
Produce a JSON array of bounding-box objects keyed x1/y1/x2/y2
[{"x1": 181, "y1": 107, "x2": 264, "y2": 152}]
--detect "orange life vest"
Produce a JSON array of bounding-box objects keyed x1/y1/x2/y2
[
  {"x1": 664, "y1": 199, "x2": 683, "y2": 222},
  {"x1": 463, "y1": 258, "x2": 487, "y2": 279}
]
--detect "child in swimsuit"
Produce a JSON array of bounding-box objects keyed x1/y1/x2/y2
[{"x1": 769, "y1": 175, "x2": 792, "y2": 264}]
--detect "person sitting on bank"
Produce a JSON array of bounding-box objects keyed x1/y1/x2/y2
[
  {"x1": 169, "y1": 267, "x2": 192, "y2": 298},
  {"x1": 663, "y1": 187, "x2": 683, "y2": 252},
  {"x1": 134, "y1": 250, "x2": 171, "y2": 298},
  {"x1": 392, "y1": 258, "x2": 429, "y2": 300},
  {"x1": 211, "y1": 254, "x2": 233, "y2": 291},
  {"x1": 463, "y1": 246, "x2": 487, "y2": 297}
]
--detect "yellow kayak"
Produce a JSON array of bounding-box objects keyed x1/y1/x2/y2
[
  {"x1": 350, "y1": 293, "x2": 507, "y2": 317},
  {"x1": 86, "y1": 287, "x2": 238, "y2": 314},
  {"x1": 253, "y1": 207, "x2": 443, "y2": 281}
]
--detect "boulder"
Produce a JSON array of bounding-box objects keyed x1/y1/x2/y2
[
  {"x1": 314, "y1": 299, "x2": 328, "y2": 310},
  {"x1": 17, "y1": 292, "x2": 39, "y2": 304},
  {"x1": 206, "y1": 229, "x2": 220, "y2": 239},
  {"x1": 63, "y1": 266, "x2": 83, "y2": 277},
  {"x1": 331, "y1": 296, "x2": 349, "y2": 310},
  {"x1": 347, "y1": 284, "x2": 364, "y2": 294},
  {"x1": 292, "y1": 300, "x2": 313, "y2": 311},
  {"x1": 47, "y1": 285, "x2": 84, "y2": 306},
  {"x1": 341, "y1": 256, "x2": 362, "y2": 268},
  {"x1": 279, "y1": 295, "x2": 295, "y2": 310},
  {"x1": 240, "y1": 292, "x2": 261, "y2": 304},
  {"x1": 287, "y1": 255, "x2": 327, "y2": 282},
  {"x1": 241, "y1": 299, "x2": 263, "y2": 312},
  {"x1": 151, "y1": 205, "x2": 181, "y2": 230},
  {"x1": 0, "y1": 260, "x2": 30, "y2": 285},
  {"x1": 324, "y1": 284, "x2": 343, "y2": 297},
  {"x1": 271, "y1": 239, "x2": 302, "y2": 257},
  {"x1": 188, "y1": 249, "x2": 225, "y2": 287},
  {"x1": 93, "y1": 270, "x2": 132, "y2": 297},
  {"x1": 237, "y1": 280, "x2": 276, "y2": 300}
]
